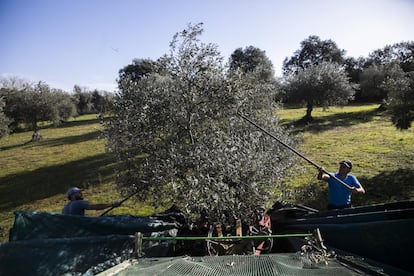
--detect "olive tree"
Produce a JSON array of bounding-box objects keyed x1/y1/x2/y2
[
  {"x1": 0, "y1": 97, "x2": 10, "y2": 138},
  {"x1": 283, "y1": 62, "x2": 356, "y2": 121},
  {"x1": 382, "y1": 67, "x2": 414, "y2": 129},
  {"x1": 282, "y1": 35, "x2": 345, "y2": 75},
  {"x1": 365, "y1": 41, "x2": 414, "y2": 72},
  {"x1": 229, "y1": 46, "x2": 275, "y2": 83},
  {"x1": 118, "y1": 58, "x2": 158, "y2": 84},
  {"x1": 0, "y1": 80, "x2": 76, "y2": 131},
  {"x1": 105, "y1": 23, "x2": 296, "y2": 225}
]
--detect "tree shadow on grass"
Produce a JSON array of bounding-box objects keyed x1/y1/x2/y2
[
  {"x1": 60, "y1": 117, "x2": 102, "y2": 128},
  {"x1": 0, "y1": 153, "x2": 117, "y2": 211},
  {"x1": 10, "y1": 117, "x2": 102, "y2": 134},
  {"x1": 0, "y1": 141, "x2": 32, "y2": 151},
  {"x1": 353, "y1": 168, "x2": 414, "y2": 206},
  {"x1": 281, "y1": 108, "x2": 383, "y2": 135},
  {"x1": 0, "y1": 131, "x2": 103, "y2": 151},
  {"x1": 39, "y1": 131, "x2": 103, "y2": 147}
]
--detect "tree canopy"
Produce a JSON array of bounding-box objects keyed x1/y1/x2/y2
[
  {"x1": 106, "y1": 23, "x2": 296, "y2": 225},
  {"x1": 0, "y1": 97, "x2": 10, "y2": 138},
  {"x1": 365, "y1": 41, "x2": 414, "y2": 72},
  {"x1": 0, "y1": 79, "x2": 76, "y2": 131},
  {"x1": 118, "y1": 58, "x2": 158, "y2": 84},
  {"x1": 381, "y1": 67, "x2": 414, "y2": 129},
  {"x1": 283, "y1": 62, "x2": 356, "y2": 121},
  {"x1": 72, "y1": 85, "x2": 114, "y2": 115},
  {"x1": 282, "y1": 35, "x2": 345, "y2": 75},
  {"x1": 229, "y1": 46, "x2": 275, "y2": 82}
]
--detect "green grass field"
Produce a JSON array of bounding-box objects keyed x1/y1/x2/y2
[
  {"x1": 0, "y1": 104, "x2": 413, "y2": 242},
  {"x1": 277, "y1": 103, "x2": 414, "y2": 208},
  {"x1": 0, "y1": 115, "x2": 156, "y2": 242}
]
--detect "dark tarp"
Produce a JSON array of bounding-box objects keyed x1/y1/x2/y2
[
  {"x1": 0, "y1": 211, "x2": 179, "y2": 275},
  {"x1": 9, "y1": 211, "x2": 177, "y2": 240},
  {"x1": 269, "y1": 201, "x2": 414, "y2": 274},
  {"x1": 0, "y1": 235, "x2": 134, "y2": 275}
]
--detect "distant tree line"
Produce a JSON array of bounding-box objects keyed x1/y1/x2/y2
[
  {"x1": 119, "y1": 36, "x2": 413, "y2": 130},
  {"x1": 0, "y1": 77, "x2": 114, "y2": 137},
  {"x1": 282, "y1": 36, "x2": 413, "y2": 128},
  {"x1": 1, "y1": 32, "x2": 411, "y2": 140},
  {"x1": 72, "y1": 85, "x2": 114, "y2": 115}
]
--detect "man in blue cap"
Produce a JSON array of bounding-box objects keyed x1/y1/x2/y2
[
  {"x1": 62, "y1": 187, "x2": 121, "y2": 216},
  {"x1": 318, "y1": 160, "x2": 365, "y2": 210}
]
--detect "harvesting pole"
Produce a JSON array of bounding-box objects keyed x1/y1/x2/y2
[{"x1": 237, "y1": 112, "x2": 353, "y2": 191}]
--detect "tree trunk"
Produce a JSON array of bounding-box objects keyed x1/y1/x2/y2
[
  {"x1": 32, "y1": 119, "x2": 37, "y2": 132},
  {"x1": 304, "y1": 102, "x2": 313, "y2": 122}
]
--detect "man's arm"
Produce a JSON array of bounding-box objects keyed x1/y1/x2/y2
[
  {"x1": 350, "y1": 175, "x2": 365, "y2": 194},
  {"x1": 318, "y1": 167, "x2": 330, "y2": 181},
  {"x1": 87, "y1": 202, "x2": 121, "y2": 210},
  {"x1": 353, "y1": 184, "x2": 365, "y2": 194}
]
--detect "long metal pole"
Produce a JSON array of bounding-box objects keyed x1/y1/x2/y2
[
  {"x1": 100, "y1": 190, "x2": 139, "y2": 216},
  {"x1": 237, "y1": 112, "x2": 353, "y2": 190}
]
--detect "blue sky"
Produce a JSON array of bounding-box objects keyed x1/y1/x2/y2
[{"x1": 1, "y1": 0, "x2": 413, "y2": 92}]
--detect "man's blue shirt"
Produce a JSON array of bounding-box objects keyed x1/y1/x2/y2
[
  {"x1": 62, "y1": 200, "x2": 90, "y2": 215},
  {"x1": 328, "y1": 173, "x2": 361, "y2": 206}
]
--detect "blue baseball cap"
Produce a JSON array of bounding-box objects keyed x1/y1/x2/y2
[{"x1": 66, "y1": 187, "x2": 83, "y2": 197}]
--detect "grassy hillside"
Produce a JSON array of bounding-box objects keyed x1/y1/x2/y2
[
  {"x1": 0, "y1": 104, "x2": 413, "y2": 242},
  {"x1": 276, "y1": 103, "x2": 414, "y2": 209},
  {"x1": 0, "y1": 115, "x2": 156, "y2": 242}
]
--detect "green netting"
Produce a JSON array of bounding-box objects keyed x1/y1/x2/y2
[
  {"x1": 0, "y1": 211, "x2": 389, "y2": 275},
  {"x1": 97, "y1": 254, "x2": 365, "y2": 276}
]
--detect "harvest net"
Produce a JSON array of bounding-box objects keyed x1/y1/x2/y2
[{"x1": 98, "y1": 254, "x2": 365, "y2": 276}]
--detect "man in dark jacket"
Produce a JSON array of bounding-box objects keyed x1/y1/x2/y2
[{"x1": 62, "y1": 187, "x2": 121, "y2": 216}]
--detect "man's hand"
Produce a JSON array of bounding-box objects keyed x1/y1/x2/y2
[{"x1": 317, "y1": 167, "x2": 330, "y2": 180}]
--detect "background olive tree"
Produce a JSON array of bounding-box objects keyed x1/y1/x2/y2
[
  {"x1": 72, "y1": 85, "x2": 114, "y2": 115},
  {"x1": 105, "y1": 23, "x2": 296, "y2": 226},
  {"x1": 0, "y1": 78, "x2": 76, "y2": 132},
  {"x1": 229, "y1": 46, "x2": 275, "y2": 83},
  {"x1": 118, "y1": 58, "x2": 158, "y2": 84},
  {"x1": 282, "y1": 35, "x2": 345, "y2": 75},
  {"x1": 0, "y1": 97, "x2": 10, "y2": 138},
  {"x1": 357, "y1": 42, "x2": 414, "y2": 129},
  {"x1": 381, "y1": 68, "x2": 414, "y2": 129},
  {"x1": 282, "y1": 62, "x2": 357, "y2": 122}
]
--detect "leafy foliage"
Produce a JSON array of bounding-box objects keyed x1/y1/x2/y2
[
  {"x1": 365, "y1": 41, "x2": 414, "y2": 72},
  {"x1": 282, "y1": 35, "x2": 345, "y2": 75},
  {"x1": 229, "y1": 46, "x2": 275, "y2": 83},
  {"x1": 0, "y1": 81, "x2": 76, "y2": 131},
  {"x1": 0, "y1": 97, "x2": 11, "y2": 138},
  {"x1": 282, "y1": 62, "x2": 356, "y2": 121},
  {"x1": 72, "y1": 85, "x2": 114, "y2": 115},
  {"x1": 355, "y1": 42, "x2": 413, "y2": 102},
  {"x1": 382, "y1": 69, "x2": 414, "y2": 129},
  {"x1": 358, "y1": 63, "x2": 407, "y2": 102},
  {"x1": 106, "y1": 23, "x2": 296, "y2": 225},
  {"x1": 344, "y1": 56, "x2": 366, "y2": 84},
  {"x1": 118, "y1": 58, "x2": 158, "y2": 84}
]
